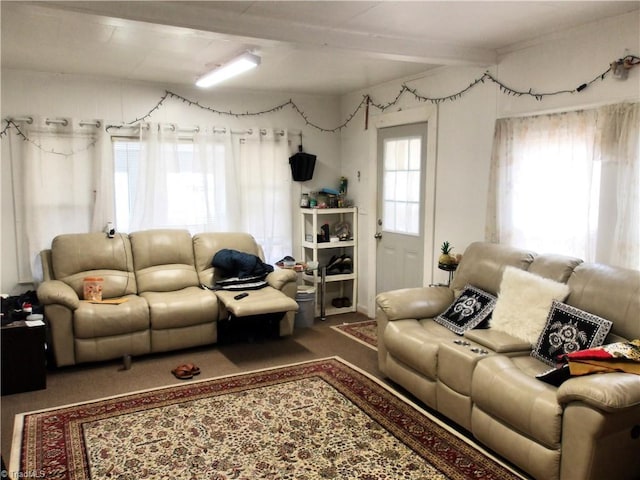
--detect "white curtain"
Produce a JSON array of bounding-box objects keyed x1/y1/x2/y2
[
  {"x1": 127, "y1": 123, "x2": 236, "y2": 233},
  {"x1": 487, "y1": 102, "x2": 640, "y2": 270},
  {"x1": 194, "y1": 127, "x2": 240, "y2": 232},
  {"x1": 235, "y1": 128, "x2": 293, "y2": 264},
  {"x1": 596, "y1": 103, "x2": 640, "y2": 269},
  {"x1": 122, "y1": 124, "x2": 293, "y2": 264},
  {"x1": 9, "y1": 117, "x2": 109, "y2": 282}
]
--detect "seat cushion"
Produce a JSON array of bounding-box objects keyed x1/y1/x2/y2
[
  {"x1": 141, "y1": 287, "x2": 218, "y2": 329},
  {"x1": 472, "y1": 355, "x2": 563, "y2": 449},
  {"x1": 383, "y1": 319, "x2": 458, "y2": 381},
  {"x1": 74, "y1": 295, "x2": 149, "y2": 338}
]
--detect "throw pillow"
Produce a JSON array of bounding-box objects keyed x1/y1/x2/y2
[
  {"x1": 435, "y1": 285, "x2": 496, "y2": 335},
  {"x1": 531, "y1": 300, "x2": 613, "y2": 367},
  {"x1": 490, "y1": 266, "x2": 570, "y2": 345},
  {"x1": 536, "y1": 364, "x2": 571, "y2": 387}
]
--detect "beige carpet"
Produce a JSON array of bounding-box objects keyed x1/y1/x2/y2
[{"x1": 12, "y1": 357, "x2": 522, "y2": 480}]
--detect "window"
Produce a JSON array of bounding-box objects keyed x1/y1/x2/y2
[
  {"x1": 488, "y1": 103, "x2": 639, "y2": 269},
  {"x1": 113, "y1": 134, "x2": 229, "y2": 233},
  {"x1": 382, "y1": 136, "x2": 421, "y2": 235}
]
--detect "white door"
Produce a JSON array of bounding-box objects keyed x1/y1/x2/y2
[{"x1": 376, "y1": 123, "x2": 428, "y2": 294}]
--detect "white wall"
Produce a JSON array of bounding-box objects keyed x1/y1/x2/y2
[
  {"x1": 1, "y1": 71, "x2": 342, "y2": 293},
  {"x1": 342, "y1": 11, "x2": 640, "y2": 316}
]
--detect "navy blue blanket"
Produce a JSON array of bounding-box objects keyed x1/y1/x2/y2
[{"x1": 212, "y1": 249, "x2": 274, "y2": 279}]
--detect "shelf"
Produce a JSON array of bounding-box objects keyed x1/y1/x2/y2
[
  {"x1": 302, "y1": 240, "x2": 355, "y2": 249},
  {"x1": 300, "y1": 207, "x2": 355, "y2": 215},
  {"x1": 302, "y1": 272, "x2": 356, "y2": 283},
  {"x1": 300, "y1": 207, "x2": 358, "y2": 317}
]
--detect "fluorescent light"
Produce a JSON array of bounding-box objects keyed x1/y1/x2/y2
[{"x1": 196, "y1": 52, "x2": 261, "y2": 88}]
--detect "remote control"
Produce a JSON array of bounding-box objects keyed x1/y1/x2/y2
[{"x1": 234, "y1": 292, "x2": 249, "y2": 300}]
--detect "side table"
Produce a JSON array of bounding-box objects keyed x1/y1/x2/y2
[
  {"x1": 438, "y1": 262, "x2": 458, "y2": 286},
  {"x1": 1, "y1": 320, "x2": 47, "y2": 395},
  {"x1": 430, "y1": 262, "x2": 458, "y2": 287}
]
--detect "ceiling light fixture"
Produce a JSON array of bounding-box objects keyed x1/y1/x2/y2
[{"x1": 195, "y1": 52, "x2": 261, "y2": 88}]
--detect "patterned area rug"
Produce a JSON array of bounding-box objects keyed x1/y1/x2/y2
[
  {"x1": 331, "y1": 320, "x2": 378, "y2": 350},
  {"x1": 11, "y1": 357, "x2": 521, "y2": 480}
]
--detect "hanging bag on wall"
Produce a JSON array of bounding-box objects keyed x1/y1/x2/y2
[{"x1": 289, "y1": 145, "x2": 316, "y2": 181}]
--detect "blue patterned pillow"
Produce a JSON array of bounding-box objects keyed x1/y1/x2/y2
[
  {"x1": 435, "y1": 285, "x2": 496, "y2": 335},
  {"x1": 531, "y1": 300, "x2": 613, "y2": 367}
]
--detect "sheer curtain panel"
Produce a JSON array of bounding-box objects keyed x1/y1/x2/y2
[
  {"x1": 596, "y1": 103, "x2": 640, "y2": 269},
  {"x1": 124, "y1": 124, "x2": 235, "y2": 233},
  {"x1": 8, "y1": 117, "x2": 108, "y2": 282},
  {"x1": 235, "y1": 128, "x2": 293, "y2": 264},
  {"x1": 113, "y1": 124, "x2": 293, "y2": 265},
  {"x1": 487, "y1": 102, "x2": 640, "y2": 270}
]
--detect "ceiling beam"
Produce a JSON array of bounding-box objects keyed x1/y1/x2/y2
[{"x1": 38, "y1": 1, "x2": 497, "y2": 67}]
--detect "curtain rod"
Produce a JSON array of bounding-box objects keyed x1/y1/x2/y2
[
  {"x1": 106, "y1": 123, "x2": 302, "y2": 137},
  {"x1": 8, "y1": 117, "x2": 300, "y2": 138},
  {"x1": 7, "y1": 117, "x2": 101, "y2": 128}
]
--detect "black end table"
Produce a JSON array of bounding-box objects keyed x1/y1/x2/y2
[{"x1": 1, "y1": 320, "x2": 47, "y2": 395}]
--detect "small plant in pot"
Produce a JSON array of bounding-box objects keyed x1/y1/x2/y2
[{"x1": 438, "y1": 241, "x2": 457, "y2": 266}]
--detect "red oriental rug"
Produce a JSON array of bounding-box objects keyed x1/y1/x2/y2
[
  {"x1": 11, "y1": 357, "x2": 523, "y2": 480},
  {"x1": 332, "y1": 320, "x2": 378, "y2": 350}
]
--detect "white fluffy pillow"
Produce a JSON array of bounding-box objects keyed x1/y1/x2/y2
[{"x1": 490, "y1": 266, "x2": 570, "y2": 345}]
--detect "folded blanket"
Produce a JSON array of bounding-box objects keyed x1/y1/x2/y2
[{"x1": 563, "y1": 339, "x2": 640, "y2": 376}]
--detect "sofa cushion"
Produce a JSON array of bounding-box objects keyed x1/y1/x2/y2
[
  {"x1": 74, "y1": 295, "x2": 149, "y2": 338},
  {"x1": 490, "y1": 267, "x2": 570, "y2": 345},
  {"x1": 141, "y1": 287, "x2": 218, "y2": 330},
  {"x1": 450, "y1": 242, "x2": 535, "y2": 297},
  {"x1": 566, "y1": 263, "x2": 640, "y2": 341},
  {"x1": 130, "y1": 229, "x2": 200, "y2": 293},
  {"x1": 193, "y1": 232, "x2": 264, "y2": 287},
  {"x1": 383, "y1": 319, "x2": 457, "y2": 381},
  {"x1": 528, "y1": 254, "x2": 583, "y2": 284},
  {"x1": 472, "y1": 355, "x2": 563, "y2": 449},
  {"x1": 531, "y1": 300, "x2": 613, "y2": 367},
  {"x1": 51, "y1": 232, "x2": 137, "y2": 297},
  {"x1": 435, "y1": 285, "x2": 496, "y2": 334}
]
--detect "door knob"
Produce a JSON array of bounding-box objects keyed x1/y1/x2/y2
[{"x1": 374, "y1": 232, "x2": 382, "y2": 239}]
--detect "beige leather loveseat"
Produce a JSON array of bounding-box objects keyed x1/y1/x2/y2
[
  {"x1": 376, "y1": 242, "x2": 639, "y2": 480},
  {"x1": 37, "y1": 229, "x2": 298, "y2": 367}
]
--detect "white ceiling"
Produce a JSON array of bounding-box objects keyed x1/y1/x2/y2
[{"x1": 2, "y1": 1, "x2": 638, "y2": 95}]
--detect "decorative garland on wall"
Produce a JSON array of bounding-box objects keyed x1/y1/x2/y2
[
  {"x1": 2, "y1": 54, "x2": 638, "y2": 142},
  {"x1": 0, "y1": 118, "x2": 98, "y2": 157}
]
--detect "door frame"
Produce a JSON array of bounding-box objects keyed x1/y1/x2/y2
[{"x1": 365, "y1": 105, "x2": 438, "y2": 316}]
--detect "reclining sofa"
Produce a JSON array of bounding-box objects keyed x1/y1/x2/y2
[
  {"x1": 37, "y1": 229, "x2": 298, "y2": 367},
  {"x1": 376, "y1": 242, "x2": 639, "y2": 480}
]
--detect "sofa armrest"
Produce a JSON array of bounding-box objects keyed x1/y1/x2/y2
[
  {"x1": 37, "y1": 280, "x2": 80, "y2": 310},
  {"x1": 266, "y1": 269, "x2": 298, "y2": 291},
  {"x1": 376, "y1": 286, "x2": 453, "y2": 321},
  {"x1": 557, "y1": 373, "x2": 640, "y2": 412}
]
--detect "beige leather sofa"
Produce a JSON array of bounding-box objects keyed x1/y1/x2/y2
[
  {"x1": 376, "y1": 242, "x2": 640, "y2": 480},
  {"x1": 37, "y1": 229, "x2": 298, "y2": 367}
]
